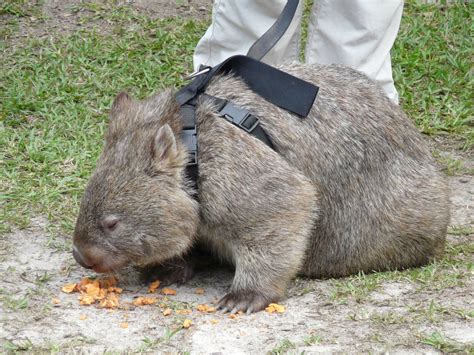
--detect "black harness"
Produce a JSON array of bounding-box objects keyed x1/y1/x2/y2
[{"x1": 175, "y1": 0, "x2": 319, "y2": 189}]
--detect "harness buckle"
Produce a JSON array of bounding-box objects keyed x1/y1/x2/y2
[
  {"x1": 185, "y1": 66, "x2": 212, "y2": 80},
  {"x1": 218, "y1": 101, "x2": 260, "y2": 133}
]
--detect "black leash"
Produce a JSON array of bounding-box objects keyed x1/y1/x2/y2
[{"x1": 246, "y1": 0, "x2": 300, "y2": 61}]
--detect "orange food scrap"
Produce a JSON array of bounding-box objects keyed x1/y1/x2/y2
[
  {"x1": 99, "y1": 276, "x2": 118, "y2": 288},
  {"x1": 148, "y1": 280, "x2": 161, "y2": 293},
  {"x1": 176, "y1": 309, "x2": 192, "y2": 315},
  {"x1": 162, "y1": 308, "x2": 172, "y2": 316},
  {"x1": 161, "y1": 288, "x2": 177, "y2": 296},
  {"x1": 84, "y1": 283, "x2": 101, "y2": 298},
  {"x1": 107, "y1": 287, "x2": 123, "y2": 294},
  {"x1": 182, "y1": 319, "x2": 192, "y2": 329},
  {"x1": 196, "y1": 304, "x2": 216, "y2": 313},
  {"x1": 195, "y1": 288, "x2": 205, "y2": 295},
  {"x1": 79, "y1": 294, "x2": 95, "y2": 306},
  {"x1": 61, "y1": 283, "x2": 77, "y2": 294},
  {"x1": 52, "y1": 298, "x2": 61, "y2": 305},
  {"x1": 210, "y1": 319, "x2": 219, "y2": 325},
  {"x1": 99, "y1": 293, "x2": 120, "y2": 309},
  {"x1": 133, "y1": 297, "x2": 158, "y2": 306},
  {"x1": 228, "y1": 314, "x2": 237, "y2": 319},
  {"x1": 77, "y1": 278, "x2": 99, "y2": 293},
  {"x1": 265, "y1": 303, "x2": 285, "y2": 314},
  {"x1": 79, "y1": 314, "x2": 87, "y2": 320},
  {"x1": 120, "y1": 322, "x2": 129, "y2": 329}
]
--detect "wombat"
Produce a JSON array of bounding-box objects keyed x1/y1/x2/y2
[{"x1": 73, "y1": 63, "x2": 450, "y2": 313}]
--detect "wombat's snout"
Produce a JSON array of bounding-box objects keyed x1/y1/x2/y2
[{"x1": 72, "y1": 246, "x2": 93, "y2": 269}]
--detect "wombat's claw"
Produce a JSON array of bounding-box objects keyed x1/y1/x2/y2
[{"x1": 217, "y1": 291, "x2": 272, "y2": 314}]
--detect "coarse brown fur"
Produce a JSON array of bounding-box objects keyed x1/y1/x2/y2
[{"x1": 73, "y1": 63, "x2": 450, "y2": 313}]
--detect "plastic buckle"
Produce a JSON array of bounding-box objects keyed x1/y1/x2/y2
[
  {"x1": 185, "y1": 65, "x2": 212, "y2": 80},
  {"x1": 181, "y1": 128, "x2": 198, "y2": 165},
  {"x1": 219, "y1": 102, "x2": 259, "y2": 133}
]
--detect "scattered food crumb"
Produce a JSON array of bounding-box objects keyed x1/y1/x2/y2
[
  {"x1": 210, "y1": 319, "x2": 219, "y2": 325},
  {"x1": 120, "y1": 322, "x2": 129, "y2": 329},
  {"x1": 176, "y1": 309, "x2": 192, "y2": 315},
  {"x1": 228, "y1": 314, "x2": 237, "y2": 319},
  {"x1": 133, "y1": 297, "x2": 158, "y2": 306},
  {"x1": 52, "y1": 298, "x2": 61, "y2": 304},
  {"x1": 148, "y1": 280, "x2": 161, "y2": 293},
  {"x1": 107, "y1": 287, "x2": 123, "y2": 294},
  {"x1": 79, "y1": 314, "x2": 87, "y2": 320},
  {"x1": 183, "y1": 319, "x2": 192, "y2": 328},
  {"x1": 78, "y1": 294, "x2": 95, "y2": 306},
  {"x1": 265, "y1": 303, "x2": 285, "y2": 314},
  {"x1": 195, "y1": 288, "x2": 205, "y2": 295},
  {"x1": 61, "y1": 283, "x2": 76, "y2": 293},
  {"x1": 196, "y1": 304, "x2": 216, "y2": 313},
  {"x1": 161, "y1": 288, "x2": 177, "y2": 296},
  {"x1": 162, "y1": 308, "x2": 172, "y2": 316}
]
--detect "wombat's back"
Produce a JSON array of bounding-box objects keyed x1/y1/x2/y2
[{"x1": 206, "y1": 63, "x2": 450, "y2": 277}]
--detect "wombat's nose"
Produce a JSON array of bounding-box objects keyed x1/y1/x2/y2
[{"x1": 73, "y1": 246, "x2": 93, "y2": 269}]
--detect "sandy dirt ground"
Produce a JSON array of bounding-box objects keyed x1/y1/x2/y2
[{"x1": 1, "y1": 1, "x2": 473, "y2": 353}]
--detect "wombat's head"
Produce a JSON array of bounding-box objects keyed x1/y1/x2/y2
[{"x1": 73, "y1": 91, "x2": 199, "y2": 273}]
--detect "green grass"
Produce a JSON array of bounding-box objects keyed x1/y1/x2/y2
[
  {"x1": 270, "y1": 338, "x2": 297, "y2": 355},
  {"x1": 1, "y1": 13, "x2": 207, "y2": 235},
  {"x1": 392, "y1": 2, "x2": 473, "y2": 147},
  {"x1": 1, "y1": 1, "x2": 473, "y2": 237},
  {"x1": 422, "y1": 331, "x2": 472, "y2": 353}
]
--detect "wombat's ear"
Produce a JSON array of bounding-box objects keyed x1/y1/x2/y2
[
  {"x1": 111, "y1": 91, "x2": 131, "y2": 114},
  {"x1": 151, "y1": 124, "x2": 181, "y2": 175}
]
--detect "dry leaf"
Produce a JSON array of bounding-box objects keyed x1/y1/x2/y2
[
  {"x1": 182, "y1": 319, "x2": 192, "y2": 329},
  {"x1": 148, "y1": 280, "x2": 161, "y2": 293},
  {"x1": 161, "y1": 288, "x2": 177, "y2": 296},
  {"x1": 265, "y1": 303, "x2": 285, "y2": 314},
  {"x1": 61, "y1": 283, "x2": 77, "y2": 294},
  {"x1": 162, "y1": 308, "x2": 172, "y2": 316}
]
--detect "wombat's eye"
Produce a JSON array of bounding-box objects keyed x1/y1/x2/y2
[{"x1": 101, "y1": 215, "x2": 119, "y2": 232}]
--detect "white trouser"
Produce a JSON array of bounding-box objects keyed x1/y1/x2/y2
[{"x1": 194, "y1": 0, "x2": 404, "y2": 103}]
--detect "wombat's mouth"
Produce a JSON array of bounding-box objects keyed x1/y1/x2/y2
[{"x1": 72, "y1": 245, "x2": 129, "y2": 273}]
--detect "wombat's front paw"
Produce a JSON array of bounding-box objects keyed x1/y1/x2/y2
[
  {"x1": 139, "y1": 259, "x2": 195, "y2": 286},
  {"x1": 217, "y1": 290, "x2": 277, "y2": 314}
]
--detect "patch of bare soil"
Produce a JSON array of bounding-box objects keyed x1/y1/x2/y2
[{"x1": 1, "y1": 169, "x2": 472, "y2": 353}]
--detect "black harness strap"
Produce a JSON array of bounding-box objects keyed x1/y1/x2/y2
[
  {"x1": 176, "y1": 55, "x2": 318, "y2": 117},
  {"x1": 202, "y1": 94, "x2": 275, "y2": 150}
]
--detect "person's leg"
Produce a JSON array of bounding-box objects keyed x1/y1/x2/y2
[
  {"x1": 193, "y1": 0, "x2": 303, "y2": 70},
  {"x1": 305, "y1": 0, "x2": 403, "y2": 103}
]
